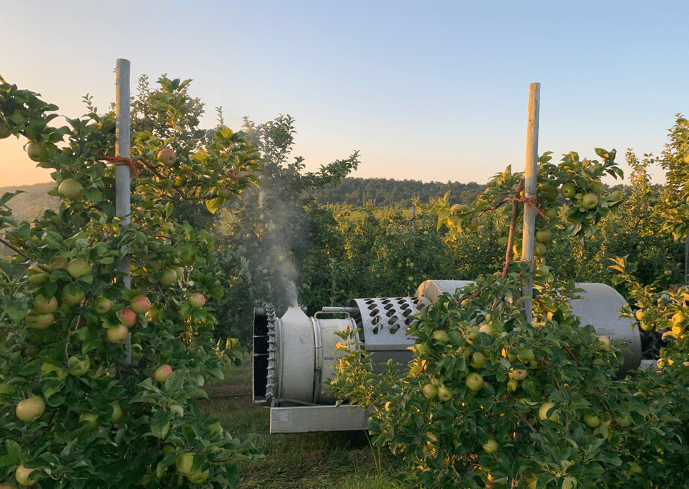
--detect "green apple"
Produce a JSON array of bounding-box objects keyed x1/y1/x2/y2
[
  {"x1": 93, "y1": 296, "x2": 113, "y2": 314},
  {"x1": 49, "y1": 255, "x2": 68, "y2": 270},
  {"x1": 509, "y1": 369, "x2": 528, "y2": 380},
  {"x1": 58, "y1": 178, "x2": 84, "y2": 200},
  {"x1": 539, "y1": 402, "x2": 559, "y2": 422},
  {"x1": 159, "y1": 268, "x2": 178, "y2": 286},
  {"x1": 465, "y1": 373, "x2": 484, "y2": 392},
  {"x1": 431, "y1": 330, "x2": 449, "y2": 343},
  {"x1": 506, "y1": 378, "x2": 519, "y2": 392},
  {"x1": 67, "y1": 354, "x2": 90, "y2": 376},
  {"x1": 470, "y1": 352, "x2": 485, "y2": 369},
  {"x1": 26, "y1": 141, "x2": 48, "y2": 162},
  {"x1": 15, "y1": 463, "x2": 40, "y2": 486},
  {"x1": 106, "y1": 325, "x2": 129, "y2": 344},
  {"x1": 581, "y1": 193, "x2": 599, "y2": 209},
  {"x1": 32, "y1": 294, "x2": 58, "y2": 314},
  {"x1": 186, "y1": 468, "x2": 209, "y2": 484},
  {"x1": 482, "y1": 438, "x2": 499, "y2": 453},
  {"x1": 590, "y1": 181, "x2": 603, "y2": 195},
  {"x1": 26, "y1": 264, "x2": 48, "y2": 285},
  {"x1": 437, "y1": 384, "x2": 453, "y2": 402},
  {"x1": 26, "y1": 313, "x2": 54, "y2": 330},
  {"x1": 584, "y1": 414, "x2": 601, "y2": 428},
  {"x1": 16, "y1": 395, "x2": 45, "y2": 421},
  {"x1": 109, "y1": 402, "x2": 124, "y2": 423},
  {"x1": 560, "y1": 182, "x2": 576, "y2": 199},
  {"x1": 176, "y1": 452, "x2": 194, "y2": 475},
  {"x1": 79, "y1": 412, "x2": 99, "y2": 431},
  {"x1": 66, "y1": 258, "x2": 92, "y2": 279},
  {"x1": 422, "y1": 383, "x2": 438, "y2": 399},
  {"x1": 535, "y1": 229, "x2": 552, "y2": 243},
  {"x1": 62, "y1": 283, "x2": 85, "y2": 306}
]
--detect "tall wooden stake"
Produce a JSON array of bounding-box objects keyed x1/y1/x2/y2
[
  {"x1": 116, "y1": 59, "x2": 132, "y2": 364},
  {"x1": 521, "y1": 83, "x2": 540, "y2": 323}
]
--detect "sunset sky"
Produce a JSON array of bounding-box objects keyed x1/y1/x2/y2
[{"x1": 1, "y1": 0, "x2": 687, "y2": 188}]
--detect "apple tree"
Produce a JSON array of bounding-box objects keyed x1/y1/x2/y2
[
  {"x1": 327, "y1": 150, "x2": 684, "y2": 487},
  {"x1": 0, "y1": 74, "x2": 261, "y2": 488}
]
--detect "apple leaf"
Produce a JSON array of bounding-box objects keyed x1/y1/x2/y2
[{"x1": 205, "y1": 197, "x2": 224, "y2": 215}]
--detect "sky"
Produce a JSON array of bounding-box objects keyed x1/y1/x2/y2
[{"x1": 1, "y1": 0, "x2": 688, "y2": 188}]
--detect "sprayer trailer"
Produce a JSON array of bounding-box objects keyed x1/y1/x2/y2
[{"x1": 252, "y1": 280, "x2": 641, "y2": 434}]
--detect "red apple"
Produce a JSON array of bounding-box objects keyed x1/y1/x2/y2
[
  {"x1": 130, "y1": 295, "x2": 151, "y2": 315},
  {"x1": 154, "y1": 364, "x2": 173, "y2": 382},
  {"x1": 117, "y1": 308, "x2": 137, "y2": 327},
  {"x1": 157, "y1": 149, "x2": 177, "y2": 166},
  {"x1": 106, "y1": 324, "x2": 129, "y2": 344},
  {"x1": 16, "y1": 395, "x2": 46, "y2": 421},
  {"x1": 189, "y1": 293, "x2": 206, "y2": 309},
  {"x1": 228, "y1": 169, "x2": 239, "y2": 181}
]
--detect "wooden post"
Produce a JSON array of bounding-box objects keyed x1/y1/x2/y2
[
  {"x1": 521, "y1": 83, "x2": 540, "y2": 323},
  {"x1": 116, "y1": 59, "x2": 132, "y2": 364}
]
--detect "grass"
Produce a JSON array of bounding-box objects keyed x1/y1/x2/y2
[{"x1": 198, "y1": 353, "x2": 408, "y2": 488}]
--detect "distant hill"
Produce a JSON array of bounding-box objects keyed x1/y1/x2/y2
[
  {"x1": 0, "y1": 181, "x2": 59, "y2": 223},
  {"x1": 304, "y1": 177, "x2": 486, "y2": 206}
]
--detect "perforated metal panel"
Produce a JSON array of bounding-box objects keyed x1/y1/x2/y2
[{"x1": 348, "y1": 297, "x2": 430, "y2": 351}]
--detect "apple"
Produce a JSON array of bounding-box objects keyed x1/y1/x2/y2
[
  {"x1": 33, "y1": 294, "x2": 58, "y2": 314},
  {"x1": 106, "y1": 324, "x2": 129, "y2": 344},
  {"x1": 57, "y1": 178, "x2": 84, "y2": 200},
  {"x1": 584, "y1": 414, "x2": 601, "y2": 428},
  {"x1": 482, "y1": 438, "x2": 499, "y2": 453},
  {"x1": 597, "y1": 336, "x2": 612, "y2": 351},
  {"x1": 581, "y1": 193, "x2": 599, "y2": 209},
  {"x1": 228, "y1": 169, "x2": 240, "y2": 181},
  {"x1": 66, "y1": 258, "x2": 92, "y2": 279},
  {"x1": 189, "y1": 293, "x2": 206, "y2": 309},
  {"x1": 16, "y1": 396, "x2": 46, "y2": 421},
  {"x1": 67, "y1": 354, "x2": 90, "y2": 376},
  {"x1": 109, "y1": 402, "x2": 124, "y2": 423},
  {"x1": 26, "y1": 264, "x2": 48, "y2": 285},
  {"x1": 62, "y1": 284, "x2": 85, "y2": 306},
  {"x1": 590, "y1": 181, "x2": 603, "y2": 195},
  {"x1": 560, "y1": 182, "x2": 576, "y2": 199},
  {"x1": 154, "y1": 364, "x2": 173, "y2": 382},
  {"x1": 174, "y1": 266, "x2": 185, "y2": 280},
  {"x1": 117, "y1": 308, "x2": 137, "y2": 327},
  {"x1": 533, "y1": 242, "x2": 546, "y2": 257},
  {"x1": 26, "y1": 141, "x2": 48, "y2": 162},
  {"x1": 186, "y1": 468, "x2": 209, "y2": 484},
  {"x1": 159, "y1": 268, "x2": 178, "y2": 286},
  {"x1": 510, "y1": 369, "x2": 528, "y2": 381},
  {"x1": 79, "y1": 412, "x2": 99, "y2": 431},
  {"x1": 506, "y1": 378, "x2": 519, "y2": 392},
  {"x1": 49, "y1": 255, "x2": 68, "y2": 270},
  {"x1": 176, "y1": 452, "x2": 194, "y2": 475},
  {"x1": 218, "y1": 187, "x2": 232, "y2": 198},
  {"x1": 157, "y1": 149, "x2": 177, "y2": 166},
  {"x1": 26, "y1": 313, "x2": 54, "y2": 330},
  {"x1": 15, "y1": 463, "x2": 40, "y2": 486},
  {"x1": 422, "y1": 383, "x2": 438, "y2": 399},
  {"x1": 130, "y1": 295, "x2": 151, "y2": 315},
  {"x1": 465, "y1": 372, "x2": 484, "y2": 392},
  {"x1": 437, "y1": 384, "x2": 453, "y2": 401},
  {"x1": 539, "y1": 402, "x2": 559, "y2": 422},
  {"x1": 535, "y1": 229, "x2": 552, "y2": 243},
  {"x1": 470, "y1": 352, "x2": 485, "y2": 369},
  {"x1": 431, "y1": 330, "x2": 449, "y2": 343},
  {"x1": 0, "y1": 121, "x2": 12, "y2": 139},
  {"x1": 517, "y1": 349, "x2": 535, "y2": 362},
  {"x1": 93, "y1": 296, "x2": 113, "y2": 314},
  {"x1": 146, "y1": 306, "x2": 161, "y2": 323}
]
